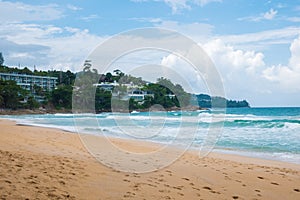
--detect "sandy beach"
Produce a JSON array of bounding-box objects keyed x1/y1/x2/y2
[{"x1": 0, "y1": 119, "x2": 300, "y2": 200}]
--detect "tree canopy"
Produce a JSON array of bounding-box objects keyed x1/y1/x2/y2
[
  {"x1": 0, "y1": 52, "x2": 4, "y2": 66},
  {"x1": 0, "y1": 62, "x2": 250, "y2": 111}
]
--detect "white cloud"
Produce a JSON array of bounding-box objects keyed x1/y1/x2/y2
[
  {"x1": 129, "y1": 17, "x2": 162, "y2": 23},
  {"x1": 80, "y1": 14, "x2": 100, "y2": 21},
  {"x1": 262, "y1": 65, "x2": 300, "y2": 92},
  {"x1": 164, "y1": 0, "x2": 190, "y2": 13},
  {"x1": 67, "y1": 4, "x2": 82, "y2": 11},
  {"x1": 276, "y1": 3, "x2": 287, "y2": 9},
  {"x1": 287, "y1": 17, "x2": 300, "y2": 22},
  {"x1": 155, "y1": 21, "x2": 300, "y2": 53},
  {"x1": 201, "y1": 36, "x2": 300, "y2": 99},
  {"x1": 159, "y1": 53, "x2": 208, "y2": 94},
  {"x1": 203, "y1": 39, "x2": 265, "y2": 75},
  {"x1": 161, "y1": 54, "x2": 181, "y2": 67},
  {"x1": 194, "y1": 0, "x2": 222, "y2": 6},
  {"x1": 154, "y1": 20, "x2": 214, "y2": 42},
  {"x1": 262, "y1": 35, "x2": 300, "y2": 92},
  {"x1": 131, "y1": 0, "x2": 222, "y2": 14},
  {"x1": 157, "y1": 38, "x2": 266, "y2": 97},
  {"x1": 0, "y1": 23, "x2": 104, "y2": 71},
  {"x1": 263, "y1": 8, "x2": 277, "y2": 20},
  {"x1": 9, "y1": 52, "x2": 35, "y2": 59},
  {"x1": 289, "y1": 36, "x2": 300, "y2": 71},
  {"x1": 239, "y1": 8, "x2": 278, "y2": 22},
  {"x1": 198, "y1": 34, "x2": 300, "y2": 104},
  {"x1": 0, "y1": 1, "x2": 63, "y2": 23},
  {"x1": 219, "y1": 26, "x2": 300, "y2": 51}
]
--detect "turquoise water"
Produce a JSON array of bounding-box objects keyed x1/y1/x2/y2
[{"x1": 2, "y1": 107, "x2": 300, "y2": 164}]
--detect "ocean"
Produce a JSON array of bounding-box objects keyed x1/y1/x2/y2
[{"x1": 2, "y1": 107, "x2": 300, "y2": 164}]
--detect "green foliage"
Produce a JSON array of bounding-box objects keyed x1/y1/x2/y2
[
  {"x1": 0, "y1": 95, "x2": 3, "y2": 107},
  {"x1": 105, "y1": 72, "x2": 113, "y2": 82},
  {"x1": 0, "y1": 62, "x2": 250, "y2": 111},
  {"x1": 118, "y1": 74, "x2": 145, "y2": 86},
  {"x1": 227, "y1": 99, "x2": 249, "y2": 107},
  {"x1": 21, "y1": 67, "x2": 33, "y2": 75},
  {"x1": 129, "y1": 98, "x2": 139, "y2": 110},
  {"x1": 26, "y1": 96, "x2": 40, "y2": 110},
  {"x1": 95, "y1": 88, "x2": 112, "y2": 112},
  {"x1": 46, "y1": 70, "x2": 76, "y2": 85},
  {"x1": 142, "y1": 77, "x2": 191, "y2": 109},
  {"x1": 0, "y1": 64, "x2": 75, "y2": 110},
  {"x1": 73, "y1": 63, "x2": 99, "y2": 113},
  {"x1": 0, "y1": 80, "x2": 26, "y2": 109},
  {"x1": 0, "y1": 64, "x2": 76, "y2": 86},
  {"x1": 113, "y1": 69, "x2": 125, "y2": 82},
  {"x1": 33, "y1": 85, "x2": 44, "y2": 96},
  {"x1": 0, "y1": 65, "x2": 25, "y2": 74},
  {"x1": 0, "y1": 52, "x2": 4, "y2": 66},
  {"x1": 141, "y1": 96, "x2": 154, "y2": 108},
  {"x1": 51, "y1": 85, "x2": 73, "y2": 109},
  {"x1": 197, "y1": 94, "x2": 250, "y2": 108},
  {"x1": 111, "y1": 99, "x2": 130, "y2": 112}
]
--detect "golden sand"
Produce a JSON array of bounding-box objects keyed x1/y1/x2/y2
[{"x1": 0, "y1": 119, "x2": 299, "y2": 199}]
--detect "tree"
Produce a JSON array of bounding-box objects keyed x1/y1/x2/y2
[
  {"x1": 105, "y1": 72, "x2": 113, "y2": 82},
  {"x1": 0, "y1": 95, "x2": 4, "y2": 107},
  {"x1": 51, "y1": 85, "x2": 73, "y2": 109},
  {"x1": 0, "y1": 52, "x2": 4, "y2": 66},
  {"x1": 113, "y1": 69, "x2": 125, "y2": 82},
  {"x1": 26, "y1": 96, "x2": 39, "y2": 110},
  {"x1": 142, "y1": 95, "x2": 154, "y2": 108},
  {"x1": 33, "y1": 84, "x2": 44, "y2": 96},
  {"x1": 129, "y1": 98, "x2": 139, "y2": 111},
  {"x1": 21, "y1": 67, "x2": 33, "y2": 75},
  {"x1": 95, "y1": 88, "x2": 112, "y2": 112},
  {"x1": 0, "y1": 80, "x2": 26, "y2": 109}
]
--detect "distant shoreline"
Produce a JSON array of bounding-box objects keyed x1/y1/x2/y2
[
  {"x1": 0, "y1": 105, "x2": 208, "y2": 115},
  {"x1": 0, "y1": 108, "x2": 71, "y2": 115}
]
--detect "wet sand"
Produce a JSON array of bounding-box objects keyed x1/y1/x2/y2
[{"x1": 0, "y1": 119, "x2": 299, "y2": 199}]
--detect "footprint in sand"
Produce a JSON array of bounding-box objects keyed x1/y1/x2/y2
[
  {"x1": 294, "y1": 189, "x2": 300, "y2": 192},
  {"x1": 177, "y1": 192, "x2": 184, "y2": 196},
  {"x1": 192, "y1": 187, "x2": 200, "y2": 191},
  {"x1": 203, "y1": 186, "x2": 212, "y2": 190},
  {"x1": 271, "y1": 182, "x2": 279, "y2": 185},
  {"x1": 173, "y1": 186, "x2": 184, "y2": 190},
  {"x1": 132, "y1": 183, "x2": 140, "y2": 191}
]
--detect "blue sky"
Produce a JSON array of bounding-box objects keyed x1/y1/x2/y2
[{"x1": 1, "y1": 0, "x2": 300, "y2": 106}]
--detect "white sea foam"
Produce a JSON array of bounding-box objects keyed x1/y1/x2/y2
[
  {"x1": 283, "y1": 122, "x2": 300, "y2": 130},
  {"x1": 2, "y1": 108, "x2": 300, "y2": 164},
  {"x1": 212, "y1": 149, "x2": 300, "y2": 164}
]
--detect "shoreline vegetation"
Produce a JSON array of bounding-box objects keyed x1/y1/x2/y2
[
  {"x1": 0, "y1": 119, "x2": 299, "y2": 199},
  {"x1": 0, "y1": 60, "x2": 249, "y2": 115},
  {"x1": 0, "y1": 105, "x2": 203, "y2": 115}
]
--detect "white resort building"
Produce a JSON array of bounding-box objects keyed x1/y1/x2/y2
[{"x1": 0, "y1": 72, "x2": 57, "y2": 91}]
